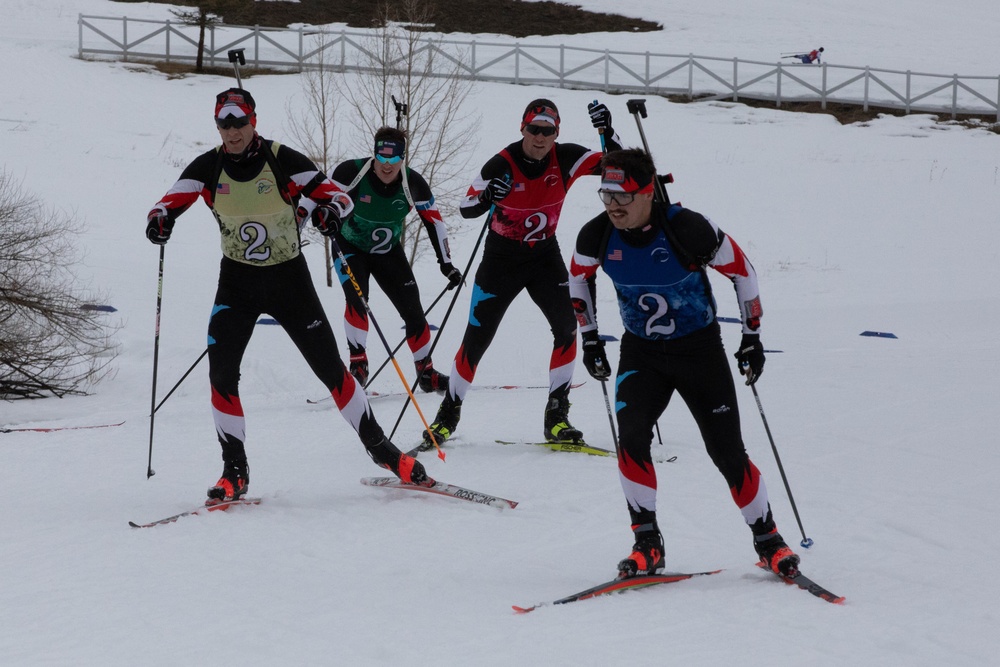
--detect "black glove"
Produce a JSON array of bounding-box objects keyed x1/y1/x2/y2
[
  {"x1": 587, "y1": 101, "x2": 612, "y2": 132},
  {"x1": 478, "y1": 177, "x2": 511, "y2": 205},
  {"x1": 581, "y1": 331, "x2": 611, "y2": 381},
  {"x1": 734, "y1": 333, "x2": 765, "y2": 385},
  {"x1": 440, "y1": 263, "x2": 462, "y2": 290},
  {"x1": 311, "y1": 204, "x2": 341, "y2": 237},
  {"x1": 145, "y1": 209, "x2": 174, "y2": 245}
]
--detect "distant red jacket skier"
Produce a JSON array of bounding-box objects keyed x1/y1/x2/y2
[{"x1": 798, "y1": 47, "x2": 824, "y2": 64}]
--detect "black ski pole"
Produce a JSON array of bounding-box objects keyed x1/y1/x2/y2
[
  {"x1": 145, "y1": 246, "x2": 165, "y2": 479},
  {"x1": 625, "y1": 98, "x2": 673, "y2": 205},
  {"x1": 749, "y1": 382, "x2": 813, "y2": 548},
  {"x1": 329, "y1": 236, "x2": 445, "y2": 460},
  {"x1": 386, "y1": 177, "x2": 508, "y2": 440},
  {"x1": 153, "y1": 348, "x2": 208, "y2": 414},
  {"x1": 592, "y1": 100, "x2": 619, "y2": 450},
  {"x1": 363, "y1": 283, "x2": 450, "y2": 389},
  {"x1": 624, "y1": 99, "x2": 670, "y2": 446},
  {"x1": 385, "y1": 219, "x2": 485, "y2": 441},
  {"x1": 228, "y1": 49, "x2": 245, "y2": 87},
  {"x1": 392, "y1": 94, "x2": 409, "y2": 129}
]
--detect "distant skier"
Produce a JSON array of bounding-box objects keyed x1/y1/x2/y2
[{"x1": 786, "y1": 46, "x2": 824, "y2": 64}]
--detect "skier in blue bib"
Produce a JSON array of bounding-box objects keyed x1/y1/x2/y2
[{"x1": 568, "y1": 148, "x2": 800, "y2": 579}]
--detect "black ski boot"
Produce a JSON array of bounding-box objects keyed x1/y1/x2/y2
[
  {"x1": 415, "y1": 357, "x2": 449, "y2": 394},
  {"x1": 207, "y1": 459, "x2": 249, "y2": 503},
  {"x1": 543, "y1": 391, "x2": 584, "y2": 443},
  {"x1": 349, "y1": 347, "x2": 369, "y2": 387},
  {"x1": 421, "y1": 393, "x2": 462, "y2": 448},
  {"x1": 367, "y1": 437, "x2": 431, "y2": 486},
  {"x1": 617, "y1": 526, "x2": 665, "y2": 579},
  {"x1": 754, "y1": 531, "x2": 800, "y2": 576}
]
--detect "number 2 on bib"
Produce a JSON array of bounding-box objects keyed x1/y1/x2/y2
[{"x1": 639, "y1": 292, "x2": 676, "y2": 336}]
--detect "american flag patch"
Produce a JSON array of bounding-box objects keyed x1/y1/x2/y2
[
  {"x1": 360, "y1": 194, "x2": 371, "y2": 203},
  {"x1": 378, "y1": 145, "x2": 394, "y2": 155},
  {"x1": 216, "y1": 183, "x2": 230, "y2": 194},
  {"x1": 607, "y1": 248, "x2": 623, "y2": 261},
  {"x1": 514, "y1": 182, "x2": 525, "y2": 191}
]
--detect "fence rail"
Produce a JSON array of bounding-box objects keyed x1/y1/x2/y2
[{"x1": 78, "y1": 15, "x2": 1000, "y2": 121}]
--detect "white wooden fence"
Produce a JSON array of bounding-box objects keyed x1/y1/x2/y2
[{"x1": 78, "y1": 15, "x2": 1000, "y2": 121}]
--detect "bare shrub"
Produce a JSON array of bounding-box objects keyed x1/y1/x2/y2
[{"x1": 0, "y1": 171, "x2": 120, "y2": 399}]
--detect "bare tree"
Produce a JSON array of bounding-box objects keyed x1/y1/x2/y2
[
  {"x1": 168, "y1": 4, "x2": 222, "y2": 72},
  {"x1": 168, "y1": 1, "x2": 251, "y2": 72},
  {"x1": 0, "y1": 171, "x2": 120, "y2": 399},
  {"x1": 332, "y1": 0, "x2": 481, "y2": 265},
  {"x1": 285, "y1": 28, "x2": 345, "y2": 286}
]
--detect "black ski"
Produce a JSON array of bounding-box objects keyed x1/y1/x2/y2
[
  {"x1": 2, "y1": 420, "x2": 125, "y2": 434},
  {"x1": 514, "y1": 570, "x2": 723, "y2": 613},
  {"x1": 757, "y1": 562, "x2": 845, "y2": 604},
  {"x1": 129, "y1": 497, "x2": 262, "y2": 528}
]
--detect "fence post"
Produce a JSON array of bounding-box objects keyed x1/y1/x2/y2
[
  {"x1": 733, "y1": 57, "x2": 739, "y2": 102},
  {"x1": 165, "y1": 19, "x2": 170, "y2": 63},
  {"x1": 905, "y1": 71, "x2": 912, "y2": 114},
  {"x1": 776, "y1": 61, "x2": 782, "y2": 108},
  {"x1": 515, "y1": 44, "x2": 520, "y2": 84},
  {"x1": 298, "y1": 26, "x2": 303, "y2": 72},
  {"x1": 688, "y1": 53, "x2": 694, "y2": 99},
  {"x1": 645, "y1": 52, "x2": 650, "y2": 94},
  {"x1": 951, "y1": 74, "x2": 959, "y2": 119},
  {"x1": 604, "y1": 49, "x2": 610, "y2": 92},
  {"x1": 254, "y1": 26, "x2": 260, "y2": 68},
  {"x1": 78, "y1": 14, "x2": 82, "y2": 59},
  {"x1": 209, "y1": 24, "x2": 215, "y2": 68},
  {"x1": 559, "y1": 44, "x2": 565, "y2": 88},
  {"x1": 864, "y1": 66, "x2": 870, "y2": 112},
  {"x1": 821, "y1": 62, "x2": 827, "y2": 109},
  {"x1": 122, "y1": 16, "x2": 128, "y2": 62},
  {"x1": 340, "y1": 29, "x2": 345, "y2": 71}
]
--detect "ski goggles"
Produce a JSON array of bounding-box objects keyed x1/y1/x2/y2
[
  {"x1": 524, "y1": 124, "x2": 557, "y2": 137},
  {"x1": 598, "y1": 189, "x2": 638, "y2": 206},
  {"x1": 374, "y1": 138, "x2": 405, "y2": 164},
  {"x1": 216, "y1": 115, "x2": 252, "y2": 130},
  {"x1": 599, "y1": 166, "x2": 654, "y2": 205},
  {"x1": 522, "y1": 104, "x2": 560, "y2": 128}
]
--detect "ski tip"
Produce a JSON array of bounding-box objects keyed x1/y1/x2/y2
[
  {"x1": 512, "y1": 604, "x2": 537, "y2": 614},
  {"x1": 127, "y1": 521, "x2": 142, "y2": 528}
]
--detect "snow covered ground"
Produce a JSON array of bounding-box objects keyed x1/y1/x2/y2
[{"x1": 1, "y1": 1, "x2": 998, "y2": 665}]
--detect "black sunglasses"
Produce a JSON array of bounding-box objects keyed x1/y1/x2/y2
[
  {"x1": 216, "y1": 115, "x2": 251, "y2": 130},
  {"x1": 525, "y1": 124, "x2": 557, "y2": 137}
]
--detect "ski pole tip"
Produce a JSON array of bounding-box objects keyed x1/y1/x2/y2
[{"x1": 800, "y1": 537, "x2": 814, "y2": 549}]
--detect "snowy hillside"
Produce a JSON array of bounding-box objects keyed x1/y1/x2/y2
[{"x1": 1, "y1": 1, "x2": 998, "y2": 665}]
